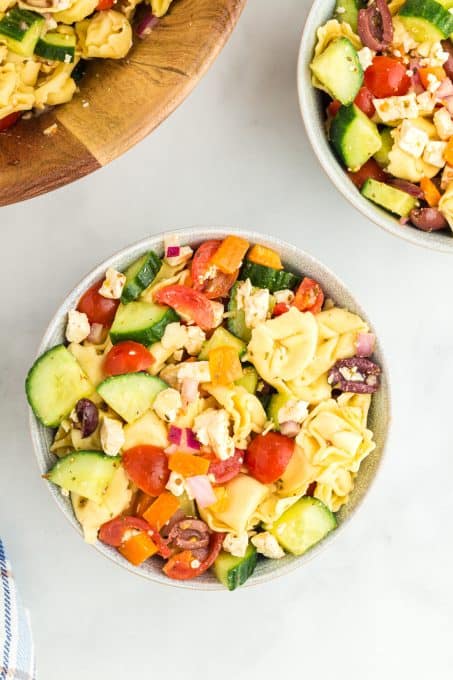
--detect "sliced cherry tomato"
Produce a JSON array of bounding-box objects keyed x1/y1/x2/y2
[
  {"x1": 96, "y1": 0, "x2": 114, "y2": 8},
  {"x1": 273, "y1": 302, "x2": 290, "y2": 317},
  {"x1": 104, "y1": 341, "x2": 153, "y2": 376},
  {"x1": 0, "y1": 111, "x2": 21, "y2": 132},
  {"x1": 245, "y1": 432, "x2": 295, "y2": 484},
  {"x1": 293, "y1": 277, "x2": 324, "y2": 314},
  {"x1": 205, "y1": 448, "x2": 244, "y2": 484},
  {"x1": 364, "y1": 56, "x2": 410, "y2": 98},
  {"x1": 354, "y1": 86, "x2": 375, "y2": 117},
  {"x1": 154, "y1": 285, "x2": 215, "y2": 331},
  {"x1": 163, "y1": 532, "x2": 224, "y2": 580},
  {"x1": 327, "y1": 100, "x2": 341, "y2": 117},
  {"x1": 122, "y1": 446, "x2": 169, "y2": 496},
  {"x1": 348, "y1": 158, "x2": 387, "y2": 189},
  {"x1": 191, "y1": 240, "x2": 239, "y2": 299},
  {"x1": 99, "y1": 516, "x2": 151, "y2": 547},
  {"x1": 77, "y1": 280, "x2": 119, "y2": 327}
]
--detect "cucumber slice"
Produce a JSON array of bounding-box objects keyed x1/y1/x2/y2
[
  {"x1": 334, "y1": 0, "x2": 359, "y2": 31},
  {"x1": 310, "y1": 37, "x2": 363, "y2": 106},
  {"x1": 239, "y1": 261, "x2": 300, "y2": 293},
  {"x1": 34, "y1": 31, "x2": 76, "y2": 62},
  {"x1": 198, "y1": 326, "x2": 246, "y2": 360},
  {"x1": 121, "y1": 251, "x2": 162, "y2": 304},
  {"x1": 110, "y1": 301, "x2": 179, "y2": 345},
  {"x1": 373, "y1": 127, "x2": 393, "y2": 168},
  {"x1": 330, "y1": 104, "x2": 382, "y2": 171},
  {"x1": 234, "y1": 365, "x2": 258, "y2": 394},
  {"x1": 213, "y1": 544, "x2": 257, "y2": 591},
  {"x1": 227, "y1": 283, "x2": 251, "y2": 343},
  {"x1": 361, "y1": 178, "x2": 417, "y2": 216},
  {"x1": 266, "y1": 497, "x2": 337, "y2": 556},
  {"x1": 26, "y1": 345, "x2": 92, "y2": 427},
  {"x1": 97, "y1": 373, "x2": 167, "y2": 423},
  {"x1": 0, "y1": 8, "x2": 44, "y2": 57},
  {"x1": 46, "y1": 451, "x2": 121, "y2": 504},
  {"x1": 267, "y1": 392, "x2": 292, "y2": 430},
  {"x1": 398, "y1": 0, "x2": 453, "y2": 40}
]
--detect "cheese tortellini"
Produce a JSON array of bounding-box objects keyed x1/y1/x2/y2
[
  {"x1": 76, "y1": 10, "x2": 132, "y2": 60},
  {"x1": 205, "y1": 384, "x2": 267, "y2": 448}
]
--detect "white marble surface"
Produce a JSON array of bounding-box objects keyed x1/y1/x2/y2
[{"x1": 1, "y1": 1, "x2": 453, "y2": 678}]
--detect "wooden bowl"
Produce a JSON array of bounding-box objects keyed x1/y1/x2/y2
[{"x1": 0, "y1": 0, "x2": 245, "y2": 206}]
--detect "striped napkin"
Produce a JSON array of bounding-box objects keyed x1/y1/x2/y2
[{"x1": 0, "y1": 540, "x2": 36, "y2": 680}]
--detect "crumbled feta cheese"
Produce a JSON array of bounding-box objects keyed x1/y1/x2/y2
[
  {"x1": 197, "y1": 264, "x2": 218, "y2": 284},
  {"x1": 251, "y1": 532, "x2": 285, "y2": 559},
  {"x1": 273, "y1": 289, "x2": 295, "y2": 306},
  {"x1": 60, "y1": 488, "x2": 70, "y2": 497},
  {"x1": 65, "y1": 310, "x2": 90, "y2": 343},
  {"x1": 426, "y1": 73, "x2": 441, "y2": 94},
  {"x1": 418, "y1": 41, "x2": 449, "y2": 67},
  {"x1": 277, "y1": 399, "x2": 309, "y2": 425},
  {"x1": 223, "y1": 532, "x2": 249, "y2": 558},
  {"x1": 177, "y1": 361, "x2": 211, "y2": 384},
  {"x1": 397, "y1": 120, "x2": 429, "y2": 158},
  {"x1": 99, "y1": 268, "x2": 126, "y2": 299},
  {"x1": 357, "y1": 46, "x2": 375, "y2": 71},
  {"x1": 161, "y1": 322, "x2": 206, "y2": 355},
  {"x1": 100, "y1": 417, "x2": 125, "y2": 456},
  {"x1": 210, "y1": 301, "x2": 224, "y2": 328},
  {"x1": 441, "y1": 164, "x2": 453, "y2": 189},
  {"x1": 391, "y1": 19, "x2": 417, "y2": 54},
  {"x1": 335, "y1": 5, "x2": 345, "y2": 13},
  {"x1": 416, "y1": 91, "x2": 436, "y2": 116},
  {"x1": 423, "y1": 140, "x2": 447, "y2": 168},
  {"x1": 434, "y1": 107, "x2": 453, "y2": 140},
  {"x1": 43, "y1": 123, "x2": 58, "y2": 136},
  {"x1": 373, "y1": 93, "x2": 419, "y2": 123},
  {"x1": 153, "y1": 388, "x2": 182, "y2": 422},
  {"x1": 165, "y1": 471, "x2": 185, "y2": 496},
  {"x1": 193, "y1": 408, "x2": 234, "y2": 460},
  {"x1": 164, "y1": 235, "x2": 193, "y2": 267},
  {"x1": 235, "y1": 279, "x2": 270, "y2": 328},
  {"x1": 185, "y1": 326, "x2": 206, "y2": 355}
]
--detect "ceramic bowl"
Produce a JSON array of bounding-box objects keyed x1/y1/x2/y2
[
  {"x1": 298, "y1": 0, "x2": 453, "y2": 253},
  {"x1": 28, "y1": 227, "x2": 391, "y2": 589}
]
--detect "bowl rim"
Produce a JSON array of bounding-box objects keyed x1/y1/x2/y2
[
  {"x1": 28, "y1": 226, "x2": 392, "y2": 590},
  {"x1": 297, "y1": 1, "x2": 453, "y2": 254}
]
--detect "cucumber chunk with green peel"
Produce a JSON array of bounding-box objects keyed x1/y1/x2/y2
[
  {"x1": 110, "y1": 301, "x2": 179, "y2": 345},
  {"x1": 213, "y1": 544, "x2": 257, "y2": 590},
  {"x1": 234, "y1": 365, "x2": 259, "y2": 394},
  {"x1": 198, "y1": 326, "x2": 246, "y2": 360},
  {"x1": 330, "y1": 104, "x2": 382, "y2": 171},
  {"x1": 34, "y1": 31, "x2": 76, "y2": 62},
  {"x1": 398, "y1": 0, "x2": 453, "y2": 40},
  {"x1": 267, "y1": 392, "x2": 293, "y2": 430},
  {"x1": 26, "y1": 345, "x2": 93, "y2": 427},
  {"x1": 266, "y1": 497, "x2": 337, "y2": 556},
  {"x1": 97, "y1": 373, "x2": 168, "y2": 423},
  {"x1": 239, "y1": 261, "x2": 300, "y2": 293},
  {"x1": 310, "y1": 38, "x2": 363, "y2": 105},
  {"x1": 361, "y1": 178, "x2": 417, "y2": 216},
  {"x1": 227, "y1": 283, "x2": 251, "y2": 343},
  {"x1": 0, "y1": 8, "x2": 44, "y2": 57},
  {"x1": 373, "y1": 127, "x2": 393, "y2": 168},
  {"x1": 46, "y1": 451, "x2": 121, "y2": 504},
  {"x1": 334, "y1": 0, "x2": 359, "y2": 31},
  {"x1": 121, "y1": 251, "x2": 162, "y2": 304}
]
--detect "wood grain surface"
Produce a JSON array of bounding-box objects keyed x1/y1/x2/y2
[{"x1": 0, "y1": 0, "x2": 245, "y2": 207}]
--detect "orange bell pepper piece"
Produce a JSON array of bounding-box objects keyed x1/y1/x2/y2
[
  {"x1": 418, "y1": 66, "x2": 446, "y2": 90},
  {"x1": 118, "y1": 532, "x2": 158, "y2": 566},
  {"x1": 420, "y1": 177, "x2": 441, "y2": 207},
  {"x1": 247, "y1": 244, "x2": 283, "y2": 270},
  {"x1": 168, "y1": 453, "x2": 210, "y2": 477},
  {"x1": 208, "y1": 345, "x2": 243, "y2": 385},
  {"x1": 143, "y1": 491, "x2": 181, "y2": 531},
  {"x1": 444, "y1": 138, "x2": 453, "y2": 166},
  {"x1": 210, "y1": 235, "x2": 250, "y2": 274}
]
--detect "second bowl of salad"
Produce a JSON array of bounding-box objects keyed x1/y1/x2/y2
[
  {"x1": 299, "y1": 0, "x2": 453, "y2": 252},
  {"x1": 27, "y1": 228, "x2": 390, "y2": 590}
]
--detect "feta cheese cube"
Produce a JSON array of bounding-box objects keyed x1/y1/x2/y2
[
  {"x1": 177, "y1": 361, "x2": 211, "y2": 384},
  {"x1": 357, "y1": 47, "x2": 375, "y2": 71},
  {"x1": 165, "y1": 471, "x2": 185, "y2": 497},
  {"x1": 416, "y1": 91, "x2": 436, "y2": 116},
  {"x1": 164, "y1": 235, "x2": 193, "y2": 267},
  {"x1": 210, "y1": 301, "x2": 224, "y2": 328},
  {"x1": 100, "y1": 417, "x2": 125, "y2": 456},
  {"x1": 273, "y1": 289, "x2": 295, "y2": 306},
  {"x1": 426, "y1": 73, "x2": 441, "y2": 94},
  {"x1": 99, "y1": 268, "x2": 126, "y2": 300},
  {"x1": 251, "y1": 532, "x2": 285, "y2": 559},
  {"x1": 419, "y1": 41, "x2": 449, "y2": 67},
  {"x1": 397, "y1": 120, "x2": 429, "y2": 158},
  {"x1": 185, "y1": 326, "x2": 206, "y2": 355},
  {"x1": 193, "y1": 408, "x2": 234, "y2": 460},
  {"x1": 441, "y1": 164, "x2": 453, "y2": 189},
  {"x1": 277, "y1": 399, "x2": 309, "y2": 425},
  {"x1": 235, "y1": 279, "x2": 270, "y2": 328},
  {"x1": 65, "y1": 310, "x2": 90, "y2": 343},
  {"x1": 423, "y1": 140, "x2": 447, "y2": 168},
  {"x1": 434, "y1": 107, "x2": 453, "y2": 140},
  {"x1": 161, "y1": 322, "x2": 188, "y2": 350},
  {"x1": 373, "y1": 93, "x2": 419, "y2": 123},
  {"x1": 223, "y1": 532, "x2": 249, "y2": 558},
  {"x1": 153, "y1": 388, "x2": 182, "y2": 422}
]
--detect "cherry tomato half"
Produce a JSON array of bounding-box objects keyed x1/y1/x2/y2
[
  {"x1": 354, "y1": 86, "x2": 375, "y2": 117},
  {"x1": 122, "y1": 446, "x2": 169, "y2": 496},
  {"x1": 99, "y1": 516, "x2": 151, "y2": 546},
  {"x1": 77, "y1": 280, "x2": 119, "y2": 327},
  {"x1": 104, "y1": 341, "x2": 153, "y2": 376},
  {"x1": 0, "y1": 111, "x2": 21, "y2": 132},
  {"x1": 348, "y1": 158, "x2": 387, "y2": 189},
  {"x1": 163, "y1": 532, "x2": 224, "y2": 580},
  {"x1": 293, "y1": 277, "x2": 324, "y2": 314},
  {"x1": 244, "y1": 432, "x2": 295, "y2": 484},
  {"x1": 154, "y1": 285, "x2": 215, "y2": 331},
  {"x1": 96, "y1": 0, "x2": 114, "y2": 8},
  {"x1": 272, "y1": 302, "x2": 290, "y2": 317},
  {"x1": 205, "y1": 448, "x2": 244, "y2": 484},
  {"x1": 327, "y1": 100, "x2": 341, "y2": 118},
  {"x1": 364, "y1": 57, "x2": 410, "y2": 98},
  {"x1": 191, "y1": 240, "x2": 239, "y2": 299}
]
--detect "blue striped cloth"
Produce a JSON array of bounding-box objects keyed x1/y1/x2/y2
[{"x1": 0, "y1": 540, "x2": 36, "y2": 680}]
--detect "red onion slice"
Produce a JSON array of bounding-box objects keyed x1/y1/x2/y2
[
  {"x1": 279, "y1": 421, "x2": 300, "y2": 437},
  {"x1": 135, "y1": 9, "x2": 159, "y2": 39},
  {"x1": 436, "y1": 78, "x2": 453, "y2": 100},
  {"x1": 387, "y1": 178, "x2": 424, "y2": 199},
  {"x1": 356, "y1": 332, "x2": 375, "y2": 357},
  {"x1": 166, "y1": 246, "x2": 180, "y2": 257},
  {"x1": 86, "y1": 322, "x2": 105, "y2": 344},
  {"x1": 168, "y1": 425, "x2": 183, "y2": 445},
  {"x1": 358, "y1": 0, "x2": 393, "y2": 51},
  {"x1": 185, "y1": 476, "x2": 217, "y2": 508}
]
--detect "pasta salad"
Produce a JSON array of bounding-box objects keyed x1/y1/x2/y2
[
  {"x1": 310, "y1": 0, "x2": 453, "y2": 235},
  {"x1": 0, "y1": 0, "x2": 173, "y2": 130},
  {"x1": 26, "y1": 235, "x2": 382, "y2": 590}
]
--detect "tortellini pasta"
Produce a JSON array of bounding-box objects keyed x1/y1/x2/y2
[
  {"x1": 34, "y1": 62, "x2": 77, "y2": 108},
  {"x1": 387, "y1": 126, "x2": 438, "y2": 182},
  {"x1": 151, "y1": 0, "x2": 173, "y2": 18},
  {"x1": 76, "y1": 10, "x2": 132, "y2": 60},
  {"x1": 0, "y1": 62, "x2": 34, "y2": 118},
  {"x1": 54, "y1": 0, "x2": 98, "y2": 23},
  {"x1": 205, "y1": 384, "x2": 267, "y2": 448}
]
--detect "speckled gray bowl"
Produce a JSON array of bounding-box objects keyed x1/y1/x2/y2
[
  {"x1": 298, "y1": 0, "x2": 453, "y2": 253},
  {"x1": 28, "y1": 228, "x2": 391, "y2": 589}
]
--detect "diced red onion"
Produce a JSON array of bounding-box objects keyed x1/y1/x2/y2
[
  {"x1": 356, "y1": 332, "x2": 375, "y2": 357},
  {"x1": 386, "y1": 178, "x2": 424, "y2": 199},
  {"x1": 181, "y1": 377, "x2": 199, "y2": 408},
  {"x1": 185, "y1": 428, "x2": 201, "y2": 451},
  {"x1": 399, "y1": 217, "x2": 409, "y2": 225},
  {"x1": 135, "y1": 9, "x2": 159, "y2": 39},
  {"x1": 87, "y1": 323, "x2": 105, "y2": 344},
  {"x1": 168, "y1": 425, "x2": 183, "y2": 445},
  {"x1": 166, "y1": 427, "x2": 200, "y2": 453},
  {"x1": 166, "y1": 246, "x2": 180, "y2": 258},
  {"x1": 185, "y1": 475, "x2": 217, "y2": 508},
  {"x1": 436, "y1": 78, "x2": 453, "y2": 100},
  {"x1": 279, "y1": 421, "x2": 300, "y2": 437}
]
